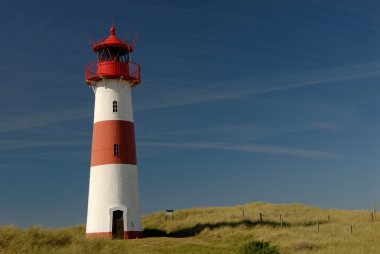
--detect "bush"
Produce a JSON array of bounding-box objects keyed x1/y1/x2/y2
[{"x1": 239, "y1": 240, "x2": 280, "y2": 254}]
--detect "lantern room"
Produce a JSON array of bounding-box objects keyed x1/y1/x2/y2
[{"x1": 85, "y1": 24, "x2": 141, "y2": 86}]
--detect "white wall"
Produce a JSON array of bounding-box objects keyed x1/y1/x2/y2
[
  {"x1": 86, "y1": 164, "x2": 141, "y2": 233},
  {"x1": 93, "y1": 79, "x2": 134, "y2": 123}
]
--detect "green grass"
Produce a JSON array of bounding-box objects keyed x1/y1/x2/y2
[{"x1": 1, "y1": 202, "x2": 379, "y2": 254}]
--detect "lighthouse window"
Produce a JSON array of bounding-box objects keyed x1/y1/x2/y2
[
  {"x1": 113, "y1": 100, "x2": 118, "y2": 112},
  {"x1": 96, "y1": 47, "x2": 130, "y2": 62},
  {"x1": 108, "y1": 47, "x2": 120, "y2": 60},
  {"x1": 97, "y1": 51, "x2": 102, "y2": 61},
  {"x1": 97, "y1": 47, "x2": 123, "y2": 61},
  {"x1": 103, "y1": 49, "x2": 111, "y2": 61},
  {"x1": 118, "y1": 55, "x2": 126, "y2": 62},
  {"x1": 114, "y1": 144, "x2": 119, "y2": 157},
  {"x1": 118, "y1": 53, "x2": 130, "y2": 63}
]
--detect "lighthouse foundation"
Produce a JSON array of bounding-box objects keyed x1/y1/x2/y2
[{"x1": 86, "y1": 164, "x2": 142, "y2": 238}]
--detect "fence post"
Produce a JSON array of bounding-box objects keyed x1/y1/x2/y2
[
  {"x1": 350, "y1": 224, "x2": 353, "y2": 235},
  {"x1": 165, "y1": 210, "x2": 174, "y2": 221},
  {"x1": 280, "y1": 214, "x2": 283, "y2": 227},
  {"x1": 373, "y1": 203, "x2": 377, "y2": 221},
  {"x1": 242, "y1": 209, "x2": 245, "y2": 219},
  {"x1": 317, "y1": 221, "x2": 320, "y2": 233},
  {"x1": 327, "y1": 215, "x2": 330, "y2": 223},
  {"x1": 260, "y1": 212, "x2": 263, "y2": 223}
]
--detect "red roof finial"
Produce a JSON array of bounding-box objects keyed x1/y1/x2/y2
[
  {"x1": 110, "y1": 19, "x2": 116, "y2": 35},
  {"x1": 91, "y1": 22, "x2": 134, "y2": 53}
]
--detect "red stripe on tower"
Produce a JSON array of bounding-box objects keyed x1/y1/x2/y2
[{"x1": 91, "y1": 120, "x2": 137, "y2": 167}]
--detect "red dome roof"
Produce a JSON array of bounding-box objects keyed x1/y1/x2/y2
[{"x1": 92, "y1": 24, "x2": 133, "y2": 53}]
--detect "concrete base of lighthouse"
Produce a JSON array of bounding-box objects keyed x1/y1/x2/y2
[
  {"x1": 86, "y1": 164, "x2": 142, "y2": 239},
  {"x1": 86, "y1": 231, "x2": 143, "y2": 239}
]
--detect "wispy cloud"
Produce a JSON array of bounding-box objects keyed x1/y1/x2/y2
[
  {"x1": 139, "y1": 141, "x2": 344, "y2": 159},
  {"x1": 0, "y1": 140, "x2": 87, "y2": 150},
  {"x1": 138, "y1": 122, "x2": 343, "y2": 141},
  {"x1": 0, "y1": 62, "x2": 377, "y2": 134},
  {"x1": 136, "y1": 62, "x2": 380, "y2": 111},
  {"x1": 0, "y1": 108, "x2": 92, "y2": 133},
  {"x1": 136, "y1": 121, "x2": 348, "y2": 160}
]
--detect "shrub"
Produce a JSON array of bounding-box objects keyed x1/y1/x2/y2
[{"x1": 239, "y1": 240, "x2": 280, "y2": 254}]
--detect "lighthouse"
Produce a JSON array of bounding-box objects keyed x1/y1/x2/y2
[{"x1": 84, "y1": 23, "x2": 142, "y2": 239}]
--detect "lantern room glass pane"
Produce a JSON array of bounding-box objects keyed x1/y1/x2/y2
[
  {"x1": 103, "y1": 49, "x2": 110, "y2": 61},
  {"x1": 97, "y1": 51, "x2": 102, "y2": 61},
  {"x1": 108, "y1": 47, "x2": 120, "y2": 59},
  {"x1": 97, "y1": 48, "x2": 129, "y2": 62}
]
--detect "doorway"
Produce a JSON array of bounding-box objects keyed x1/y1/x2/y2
[{"x1": 112, "y1": 210, "x2": 124, "y2": 239}]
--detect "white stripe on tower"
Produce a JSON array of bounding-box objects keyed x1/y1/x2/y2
[{"x1": 86, "y1": 79, "x2": 142, "y2": 239}]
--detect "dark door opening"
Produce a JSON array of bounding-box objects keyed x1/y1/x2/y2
[{"x1": 112, "y1": 210, "x2": 124, "y2": 239}]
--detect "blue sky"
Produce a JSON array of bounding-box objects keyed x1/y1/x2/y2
[{"x1": 0, "y1": 0, "x2": 379, "y2": 227}]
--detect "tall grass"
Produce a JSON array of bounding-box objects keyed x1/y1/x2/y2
[{"x1": 0, "y1": 202, "x2": 379, "y2": 253}]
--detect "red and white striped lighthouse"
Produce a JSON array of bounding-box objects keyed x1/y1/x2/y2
[{"x1": 84, "y1": 23, "x2": 142, "y2": 239}]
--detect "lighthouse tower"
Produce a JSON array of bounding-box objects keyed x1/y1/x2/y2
[{"x1": 85, "y1": 24, "x2": 142, "y2": 239}]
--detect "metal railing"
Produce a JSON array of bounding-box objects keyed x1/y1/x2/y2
[{"x1": 85, "y1": 61, "x2": 141, "y2": 84}]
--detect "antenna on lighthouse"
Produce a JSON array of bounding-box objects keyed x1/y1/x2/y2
[
  {"x1": 125, "y1": 28, "x2": 131, "y2": 42},
  {"x1": 131, "y1": 32, "x2": 139, "y2": 49}
]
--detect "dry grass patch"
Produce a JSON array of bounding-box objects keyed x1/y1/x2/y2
[{"x1": 1, "y1": 202, "x2": 379, "y2": 253}]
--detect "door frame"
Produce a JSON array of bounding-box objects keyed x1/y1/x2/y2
[{"x1": 109, "y1": 206, "x2": 128, "y2": 237}]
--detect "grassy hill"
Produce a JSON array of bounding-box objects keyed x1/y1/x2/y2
[{"x1": 0, "y1": 202, "x2": 379, "y2": 254}]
